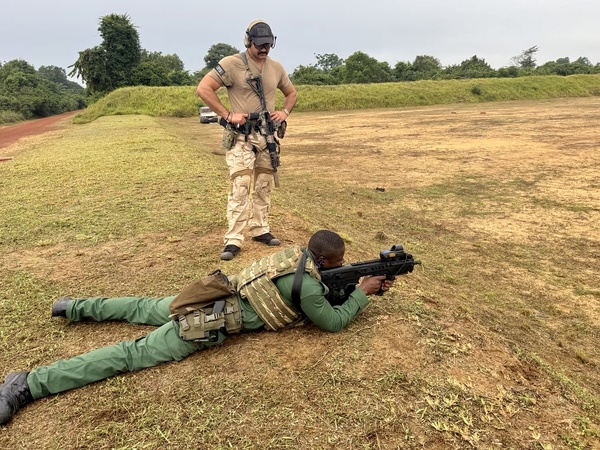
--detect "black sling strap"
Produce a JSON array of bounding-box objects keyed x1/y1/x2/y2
[{"x1": 291, "y1": 249, "x2": 308, "y2": 309}]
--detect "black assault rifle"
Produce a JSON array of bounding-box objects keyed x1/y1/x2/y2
[
  {"x1": 246, "y1": 75, "x2": 281, "y2": 187},
  {"x1": 320, "y1": 244, "x2": 421, "y2": 305}
]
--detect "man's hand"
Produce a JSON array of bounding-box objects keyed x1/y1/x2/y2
[
  {"x1": 358, "y1": 275, "x2": 395, "y2": 296},
  {"x1": 270, "y1": 110, "x2": 288, "y2": 122},
  {"x1": 229, "y1": 112, "x2": 249, "y2": 125}
]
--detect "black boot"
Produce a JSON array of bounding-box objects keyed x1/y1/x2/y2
[
  {"x1": 252, "y1": 232, "x2": 281, "y2": 246},
  {"x1": 0, "y1": 371, "x2": 33, "y2": 425},
  {"x1": 51, "y1": 296, "x2": 72, "y2": 317}
]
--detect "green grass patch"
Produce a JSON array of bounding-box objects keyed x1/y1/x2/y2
[
  {"x1": 0, "y1": 115, "x2": 226, "y2": 247},
  {"x1": 72, "y1": 74, "x2": 600, "y2": 124}
]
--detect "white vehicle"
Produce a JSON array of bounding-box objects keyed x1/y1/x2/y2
[{"x1": 199, "y1": 106, "x2": 218, "y2": 124}]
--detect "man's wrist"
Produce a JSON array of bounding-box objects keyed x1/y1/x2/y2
[{"x1": 283, "y1": 108, "x2": 290, "y2": 116}]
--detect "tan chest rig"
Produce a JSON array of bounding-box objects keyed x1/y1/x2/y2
[{"x1": 237, "y1": 245, "x2": 320, "y2": 331}]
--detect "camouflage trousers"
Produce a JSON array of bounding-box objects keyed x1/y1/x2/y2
[{"x1": 224, "y1": 132, "x2": 275, "y2": 247}]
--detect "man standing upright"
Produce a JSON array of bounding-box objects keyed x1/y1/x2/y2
[{"x1": 196, "y1": 20, "x2": 297, "y2": 260}]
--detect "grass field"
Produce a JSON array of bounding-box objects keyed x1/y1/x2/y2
[{"x1": 1, "y1": 96, "x2": 599, "y2": 449}]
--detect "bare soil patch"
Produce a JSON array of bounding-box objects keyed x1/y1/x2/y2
[{"x1": 1, "y1": 98, "x2": 599, "y2": 449}]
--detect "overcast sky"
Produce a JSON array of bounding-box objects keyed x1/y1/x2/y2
[{"x1": 1, "y1": 0, "x2": 598, "y2": 82}]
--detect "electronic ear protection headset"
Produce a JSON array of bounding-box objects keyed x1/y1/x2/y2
[{"x1": 243, "y1": 20, "x2": 276, "y2": 49}]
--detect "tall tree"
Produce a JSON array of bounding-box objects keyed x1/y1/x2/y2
[
  {"x1": 511, "y1": 45, "x2": 539, "y2": 69},
  {"x1": 343, "y1": 51, "x2": 393, "y2": 83},
  {"x1": 70, "y1": 14, "x2": 141, "y2": 95},
  {"x1": 99, "y1": 14, "x2": 141, "y2": 89},
  {"x1": 314, "y1": 53, "x2": 344, "y2": 73},
  {"x1": 411, "y1": 55, "x2": 442, "y2": 79},
  {"x1": 204, "y1": 43, "x2": 239, "y2": 69},
  {"x1": 132, "y1": 50, "x2": 189, "y2": 86},
  {"x1": 393, "y1": 61, "x2": 415, "y2": 81}
]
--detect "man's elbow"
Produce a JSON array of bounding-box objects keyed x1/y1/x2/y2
[
  {"x1": 196, "y1": 84, "x2": 207, "y2": 100},
  {"x1": 196, "y1": 77, "x2": 214, "y2": 100}
]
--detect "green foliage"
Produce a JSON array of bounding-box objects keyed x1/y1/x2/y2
[
  {"x1": 411, "y1": 55, "x2": 442, "y2": 79},
  {"x1": 343, "y1": 51, "x2": 393, "y2": 83},
  {"x1": 132, "y1": 50, "x2": 192, "y2": 86},
  {"x1": 511, "y1": 45, "x2": 539, "y2": 69},
  {"x1": 290, "y1": 65, "x2": 339, "y2": 85},
  {"x1": 0, "y1": 59, "x2": 85, "y2": 121},
  {"x1": 290, "y1": 53, "x2": 345, "y2": 85},
  {"x1": 70, "y1": 14, "x2": 142, "y2": 95},
  {"x1": 536, "y1": 57, "x2": 600, "y2": 76},
  {"x1": 0, "y1": 109, "x2": 25, "y2": 125},
  {"x1": 497, "y1": 66, "x2": 520, "y2": 78},
  {"x1": 100, "y1": 13, "x2": 141, "y2": 88},
  {"x1": 443, "y1": 56, "x2": 496, "y2": 79},
  {"x1": 314, "y1": 53, "x2": 344, "y2": 72},
  {"x1": 203, "y1": 43, "x2": 239, "y2": 69},
  {"x1": 290, "y1": 48, "x2": 599, "y2": 87}
]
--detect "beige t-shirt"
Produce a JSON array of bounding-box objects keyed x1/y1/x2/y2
[{"x1": 209, "y1": 51, "x2": 292, "y2": 114}]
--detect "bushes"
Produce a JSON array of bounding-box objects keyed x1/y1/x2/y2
[{"x1": 0, "y1": 60, "x2": 86, "y2": 123}]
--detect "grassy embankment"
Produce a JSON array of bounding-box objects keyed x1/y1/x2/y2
[
  {"x1": 1, "y1": 75, "x2": 599, "y2": 449},
  {"x1": 72, "y1": 74, "x2": 600, "y2": 123}
]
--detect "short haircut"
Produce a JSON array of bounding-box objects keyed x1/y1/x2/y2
[{"x1": 308, "y1": 230, "x2": 345, "y2": 258}]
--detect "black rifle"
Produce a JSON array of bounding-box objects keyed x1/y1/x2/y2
[
  {"x1": 246, "y1": 75, "x2": 281, "y2": 187},
  {"x1": 320, "y1": 244, "x2": 421, "y2": 305}
]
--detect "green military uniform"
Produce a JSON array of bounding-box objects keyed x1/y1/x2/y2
[{"x1": 26, "y1": 252, "x2": 369, "y2": 400}]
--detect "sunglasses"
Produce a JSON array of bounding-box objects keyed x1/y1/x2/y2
[{"x1": 252, "y1": 42, "x2": 271, "y2": 50}]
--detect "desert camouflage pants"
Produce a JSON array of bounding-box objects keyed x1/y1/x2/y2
[{"x1": 224, "y1": 132, "x2": 275, "y2": 247}]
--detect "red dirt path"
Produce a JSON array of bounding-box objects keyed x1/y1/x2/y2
[{"x1": 0, "y1": 111, "x2": 78, "y2": 154}]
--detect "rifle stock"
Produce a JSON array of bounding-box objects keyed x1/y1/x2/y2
[{"x1": 320, "y1": 244, "x2": 421, "y2": 305}]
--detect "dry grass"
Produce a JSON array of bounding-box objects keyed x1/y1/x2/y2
[{"x1": 1, "y1": 97, "x2": 599, "y2": 449}]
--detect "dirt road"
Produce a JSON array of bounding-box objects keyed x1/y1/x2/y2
[{"x1": 0, "y1": 111, "x2": 78, "y2": 153}]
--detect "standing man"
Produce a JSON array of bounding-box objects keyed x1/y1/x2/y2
[{"x1": 196, "y1": 20, "x2": 297, "y2": 261}]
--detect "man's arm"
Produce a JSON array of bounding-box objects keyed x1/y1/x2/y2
[
  {"x1": 275, "y1": 274, "x2": 387, "y2": 332},
  {"x1": 196, "y1": 76, "x2": 228, "y2": 118},
  {"x1": 271, "y1": 82, "x2": 297, "y2": 123},
  {"x1": 196, "y1": 75, "x2": 248, "y2": 125}
]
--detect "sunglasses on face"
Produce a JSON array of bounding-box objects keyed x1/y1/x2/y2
[{"x1": 253, "y1": 42, "x2": 271, "y2": 50}]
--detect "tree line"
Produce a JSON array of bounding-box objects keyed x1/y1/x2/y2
[
  {"x1": 2, "y1": 13, "x2": 599, "y2": 124},
  {"x1": 0, "y1": 60, "x2": 86, "y2": 123},
  {"x1": 291, "y1": 47, "x2": 600, "y2": 85}
]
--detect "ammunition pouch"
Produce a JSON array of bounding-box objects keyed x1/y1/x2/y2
[
  {"x1": 222, "y1": 126, "x2": 239, "y2": 150},
  {"x1": 174, "y1": 294, "x2": 242, "y2": 342},
  {"x1": 169, "y1": 270, "x2": 242, "y2": 342}
]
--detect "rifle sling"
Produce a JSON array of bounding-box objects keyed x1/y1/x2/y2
[{"x1": 291, "y1": 250, "x2": 307, "y2": 309}]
